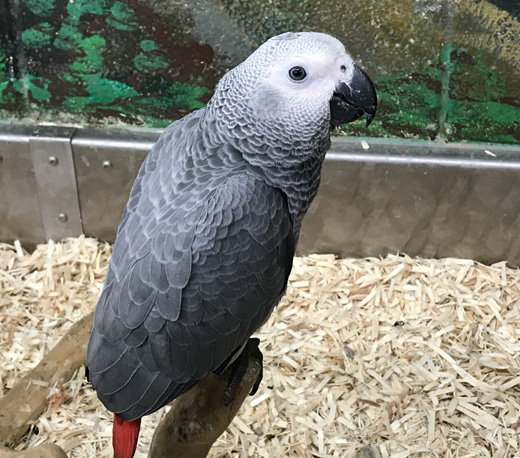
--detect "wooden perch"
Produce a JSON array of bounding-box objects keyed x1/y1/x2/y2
[
  {"x1": 0, "y1": 444, "x2": 67, "y2": 458},
  {"x1": 148, "y1": 344, "x2": 263, "y2": 458},
  {"x1": 1, "y1": 310, "x2": 262, "y2": 458},
  {"x1": 0, "y1": 312, "x2": 94, "y2": 448}
]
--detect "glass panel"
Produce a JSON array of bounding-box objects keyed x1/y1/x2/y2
[
  {"x1": 448, "y1": 0, "x2": 520, "y2": 143},
  {"x1": 0, "y1": 0, "x2": 518, "y2": 144}
]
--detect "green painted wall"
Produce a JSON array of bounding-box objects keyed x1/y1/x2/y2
[{"x1": 1, "y1": 0, "x2": 519, "y2": 143}]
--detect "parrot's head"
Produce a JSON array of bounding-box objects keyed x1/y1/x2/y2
[{"x1": 208, "y1": 32, "x2": 377, "y2": 147}]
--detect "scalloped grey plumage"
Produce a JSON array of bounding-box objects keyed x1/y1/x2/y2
[{"x1": 86, "y1": 32, "x2": 369, "y2": 421}]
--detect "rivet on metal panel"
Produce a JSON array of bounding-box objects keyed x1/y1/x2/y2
[
  {"x1": 29, "y1": 127, "x2": 82, "y2": 241},
  {"x1": 102, "y1": 160, "x2": 112, "y2": 168}
]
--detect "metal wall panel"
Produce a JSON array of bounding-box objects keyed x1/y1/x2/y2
[
  {"x1": 0, "y1": 125, "x2": 45, "y2": 246},
  {"x1": 2, "y1": 125, "x2": 520, "y2": 266},
  {"x1": 71, "y1": 129, "x2": 157, "y2": 242},
  {"x1": 298, "y1": 139, "x2": 520, "y2": 265},
  {"x1": 29, "y1": 126, "x2": 83, "y2": 240}
]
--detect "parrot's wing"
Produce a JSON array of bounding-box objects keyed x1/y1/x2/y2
[{"x1": 87, "y1": 156, "x2": 294, "y2": 420}]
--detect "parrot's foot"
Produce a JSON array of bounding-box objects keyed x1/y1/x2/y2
[{"x1": 223, "y1": 338, "x2": 263, "y2": 406}]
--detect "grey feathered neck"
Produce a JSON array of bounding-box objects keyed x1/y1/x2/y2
[
  {"x1": 201, "y1": 35, "x2": 334, "y2": 235},
  {"x1": 202, "y1": 105, "x2": 330, "y2": 238}
]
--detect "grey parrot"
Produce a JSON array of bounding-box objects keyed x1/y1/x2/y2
[{"x1": 86, "y1": 31, "x2": 376, "y2": 458}]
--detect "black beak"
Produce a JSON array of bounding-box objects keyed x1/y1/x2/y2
[{"x1": 330, "y1": 64, "x2": 377, "y2": 127}]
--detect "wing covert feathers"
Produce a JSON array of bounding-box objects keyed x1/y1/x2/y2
[{"x1": 86, "y1": 118, "x2": 294, "y2": 419}]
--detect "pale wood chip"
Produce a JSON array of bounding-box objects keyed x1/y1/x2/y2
[{"x1": 1, "y1": 239, "x2": 519, "y2": 457}]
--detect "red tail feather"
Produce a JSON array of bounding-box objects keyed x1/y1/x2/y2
[{"x1": 113, "y1": 414, "x2": 141, "y2": 458}]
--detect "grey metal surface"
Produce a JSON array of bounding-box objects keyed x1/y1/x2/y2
[
  {"x1": 1, "y1": 124, "x2": 520, "y2": 266},
  {"x1": 298, "y1": 138, "x2": 520, "y2": 265},
  {"x1": 72, "y1": 128, "x2": 157, "y2": 241},
  {"x1": 29, "y1": 127, "x2": 83, "y2": 241},
  {"x1": 0, "y1": 125, "x2": 45, "y2": 247}
]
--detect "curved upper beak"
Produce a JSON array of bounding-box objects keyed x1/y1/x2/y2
[{"x1": 330, "y1": 64, "x2": 377, "y2": 127}]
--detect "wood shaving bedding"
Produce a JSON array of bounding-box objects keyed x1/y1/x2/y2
[{"x1": 0, "y1": 237, "x2": 519, "y2": 457}]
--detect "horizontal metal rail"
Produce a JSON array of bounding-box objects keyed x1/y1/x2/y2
[{"x1": 1, "y1": 124, "x2": 520, "y2": 265}]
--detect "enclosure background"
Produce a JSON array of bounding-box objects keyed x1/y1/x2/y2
[{"x1": 0, "y1": 0, "x2": 519, "y2": 144}]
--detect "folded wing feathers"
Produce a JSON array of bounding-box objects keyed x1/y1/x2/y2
[{"x1": 87, "y1": 125, "x2": 294, "y2": 419}]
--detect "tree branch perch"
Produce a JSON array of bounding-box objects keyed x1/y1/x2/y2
[
  {"x1": 148, "y1": 344, "x2": 263, "y2": 458},
  {"x1": 0, "y1": 311, "x2": 262, "y2": 458}
]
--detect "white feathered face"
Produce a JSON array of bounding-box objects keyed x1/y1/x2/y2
[
  {"x1": 209, "y1": 32, "x2": 376, "y2": 143},
  {"x1": 248, "y1": 33, "x2": 377, "y2": 128},
  {"x1": 262, "y1": 54, "x2": 343, "y2": 106}
]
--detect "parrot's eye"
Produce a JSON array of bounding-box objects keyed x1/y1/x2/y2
[{"x1": 289, "y1": 66, "x2": 307, "y2": 81}]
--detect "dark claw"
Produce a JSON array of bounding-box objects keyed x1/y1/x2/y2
[
  {"x1": 223, "y1": 338, "x2": 263, "y2": 406},
  {"x1": 249, "y1": 363, "x2": 263, "y2": 397}
]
